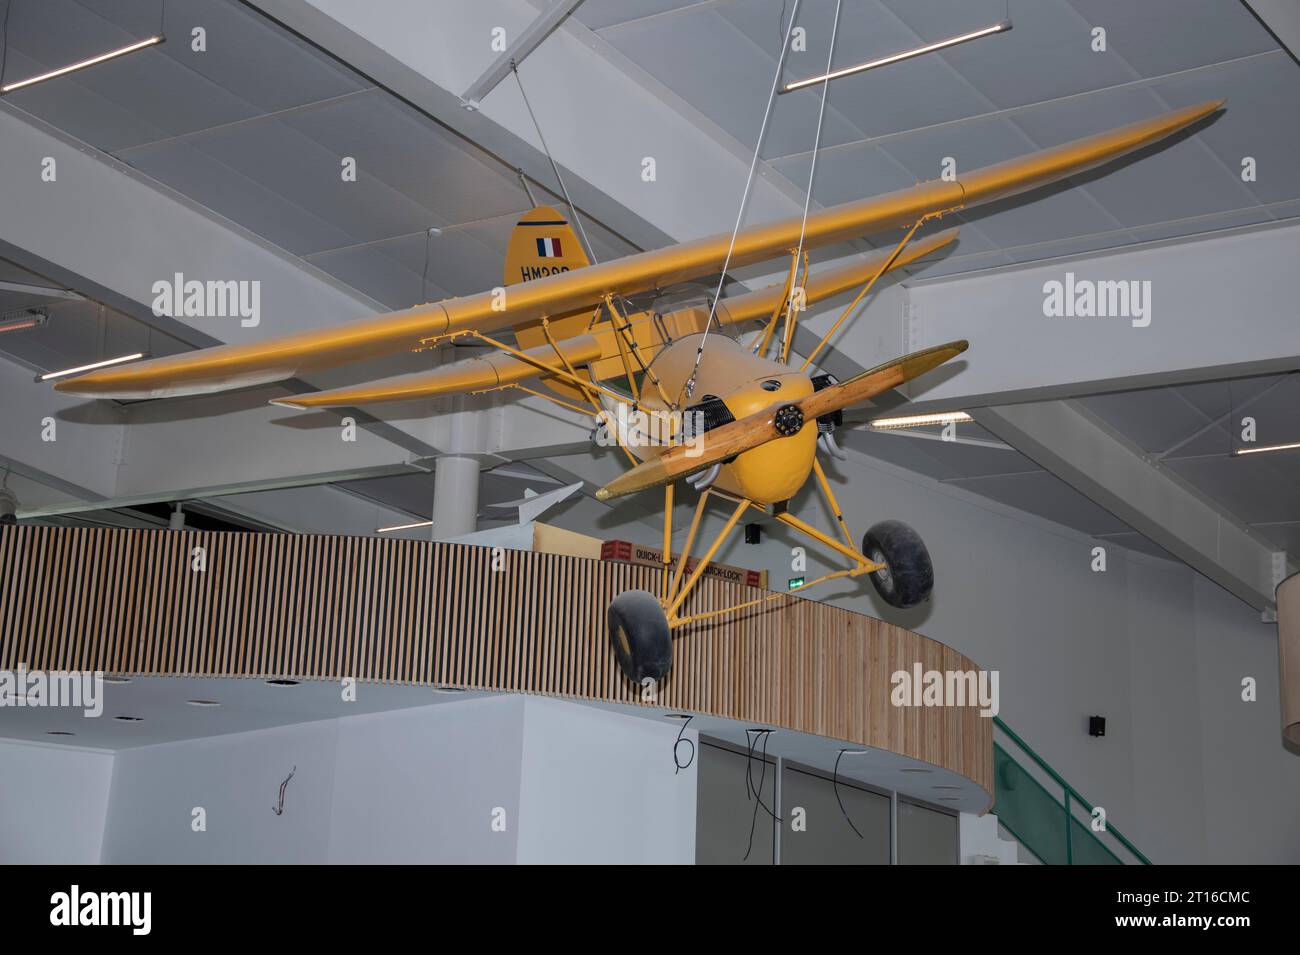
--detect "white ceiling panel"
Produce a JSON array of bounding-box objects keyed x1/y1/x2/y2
[
  {"x1": 184, "y1": 120, "x2": 441, "y2": 250},
  {"x1": 1060, "y1": 0, "x2": 1278, "y2": 79},
  {"x1": 577, "y1": 0, "x2": 699, "y2": 32},
  {"x1": 886, "y1": 0, "x2": 1136, "y2": 111},
  {"x1": 1164, "y1": 453, "x2": 1300, "y2": 525},
  {"x1": 1253, "y1": 521, "x2": 1300, "y2": 555},
  {"x1": 945, "y1": 468, "x2": 1136, "y2": 535},
  {"x1": 599, "y1": 5, "x2": 865, "y2": 157},
  {"x1": 1080, "y1": 387, "x2": 1215, "y2": 454},
  {"x1": 280, "y1": 92, "x2": 532, "y2": 228},
  {"x1": 1156, "y1": 51, "x2": 1300, "y2": 206},
  {"x1": 124, "y1": 140, "x2": 358, "y2": 257},
  {"x1": 1008, "y1": 85, "x2": 1258, "y2": 228}
]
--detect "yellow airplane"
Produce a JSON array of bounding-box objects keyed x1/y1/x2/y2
[{"x1": 54, "y1": 100, "x2": 1222, "y2": 685}]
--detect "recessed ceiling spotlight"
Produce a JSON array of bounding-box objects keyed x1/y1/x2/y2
[
  {"x1": 113, "y1": 715, "x2": 143, "y2": 722},
  {"x1": 663, "y1": 713, "x2": 693, "y2": 720},
  {"x1": 103, "y1": 676, "x2": 132, "y2": 685},
  {"x1": 432, "y1": 685, "x2": 466, "y2": 694},
  {"x1": 265, "y1": 678, "x2": 299, "y2": 687},
  {"x1": 938, "y1": 796, "x2": 961, "y2": 802},
  {"x1": 186, "y1": 699, "x2": 221, "y2": 707},
  {"x1": 901, "y1": 768, "x2": 933, "y2": 774},
  {"x1": 932, "y1": 785, "x2": 962, "y2": 791},
  {"x1": 46, "y1": 730, "x2": 75, "y2": 736}
]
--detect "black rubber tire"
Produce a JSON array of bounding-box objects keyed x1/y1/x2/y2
[
  {"x1": 862, "y1": 520, "x2": 934, "y2": 609},
  {"x1": 608, "y1": 589, "x2": 672, "y2": 684}
]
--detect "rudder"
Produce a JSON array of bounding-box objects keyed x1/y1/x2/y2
[{"x1": 504, "y1": 205, "x2": 590, "y2": 286}]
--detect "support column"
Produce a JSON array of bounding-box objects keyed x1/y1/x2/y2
[{"x1": 432, "y1": 455, "x2": 480, "y2": 540}]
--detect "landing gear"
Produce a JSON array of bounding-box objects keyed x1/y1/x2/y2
[
  {"x1": 608, "y1": 589, "x2": 672, "y2": 684},
  {"x1": 862, "y1": 520, "x2": 934, "y2": 609}
]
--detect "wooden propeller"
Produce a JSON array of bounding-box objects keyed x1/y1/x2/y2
[{"x1": 595, "y1": 340, "x2": 968, "y2": 501}]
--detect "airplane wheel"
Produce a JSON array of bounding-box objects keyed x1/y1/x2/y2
[
  {"x1": 862, "y1": 520, "x2": 933, "y2": 609},
  {"x1": 607, "y1": 589, "x2": 672, "y2": 684}
]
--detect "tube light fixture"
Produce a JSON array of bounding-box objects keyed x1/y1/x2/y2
[
  {"x1": 781, "y1": 20, "x2": 1011, "y2": 94},
  {"x1": 2, "y1": 36, "x2": 164, "y2": 94},
  {"x1": 0, "y1": 308, "x2": 47, "y2": 334},
  {"x1": 870, "y1": 411, "x2": 972, "y2": 431},
  {"x1": 376, "y1": 519, "x2": 434, "y2": 533},
  {"x1": 1233, "y1": 442, "x2": 1300, "y2": 456},
  {"x1": 37, "y1": 352, "x2": 145, "y2": 382}
]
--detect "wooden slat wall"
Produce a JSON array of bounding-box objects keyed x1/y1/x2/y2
[{"x1": 0, "y1": 525, "x2": 992, "y2": 793}]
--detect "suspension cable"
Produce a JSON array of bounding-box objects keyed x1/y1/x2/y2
[
  {"x1": 512, "y1": 60, "x2": 599, "y2": 266},
  {"x1": 679, "y1": 0, "x2": 803, "y2": 405},
  {"x1": 781, "y1": 0, "x2": 842, "y2": 365}
]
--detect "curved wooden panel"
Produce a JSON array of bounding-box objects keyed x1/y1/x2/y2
[{"x1": 0, "y1": 526, "x2": 992, "y2": 795}]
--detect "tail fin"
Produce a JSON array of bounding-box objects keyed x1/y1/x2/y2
[{"x1": 504, "y1": 206, "x2": 590, "y2": 286}]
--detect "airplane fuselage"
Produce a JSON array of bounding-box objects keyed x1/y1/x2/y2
[{"x1": 642, "y1": 334, "x2": 817, "y2": 505}]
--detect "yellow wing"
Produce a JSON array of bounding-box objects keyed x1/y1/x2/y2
[
  {"x1": 268, "y1": 227, "x2": 960, "y2": 409},
  {"x1": 54, "y1": 100, "x2": 1222, "y2": 400}
]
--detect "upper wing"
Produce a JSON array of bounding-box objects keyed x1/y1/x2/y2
[
  {"x1": 595, "y1": 341, "x2": 969, "y2": 500},
  {"x1": 55, "y1": 100, "x2": 1221, "y2": 400},
  {"x1": 267, "y1": 228, "x2": 960, "y2": 409}
]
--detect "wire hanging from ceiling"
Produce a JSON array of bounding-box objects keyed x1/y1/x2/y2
[
  {"x1": 832, "y1": 748, "x2": 867, "y2": 839},
  {"x1": 672, "y1": 715, "x2": 695, "y2": 774},
  {"x1": 511, "y1": 59, "x2": 599, "y2": 266},
  {"x1": 789, "y1": 0, "x2": 842, "y2": 302},
  {"x1": 742, "y1": 728, "x2": 780, "y2": 862},
  {"x1": 680, "y1": 0, "x2": 802, "y2": 406}
]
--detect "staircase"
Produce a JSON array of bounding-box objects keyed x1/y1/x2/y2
[{"x1": 982, "y1": 718, "x2": 1151, "y2": 865}]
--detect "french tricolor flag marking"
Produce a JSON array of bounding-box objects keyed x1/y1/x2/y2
[{"x1": 536, "y1": 236, "x2": 563, "y2": 258}]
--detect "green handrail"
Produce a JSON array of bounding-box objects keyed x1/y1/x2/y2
[{"x1": 993, "y1": 717, "x2": 1152, "y2": 865}]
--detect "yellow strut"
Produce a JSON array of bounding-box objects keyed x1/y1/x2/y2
[
  {"x1": 752, "y1": 250, "x2": 800, "y2": 359},
  {"x1": 661, "y1": 484, "x2": 674, "y2": 602},
  {"x1": 775, "y1": 510, "x2": 883, "y2": 572},
  {"x1": 539, "y1": 317, "x2": 638, "y2": 466},
  {"x1": 779, "y1": 251, "x2": 811, "y2": 366},
  {"x1": 799, "y1": 219, "x2": 924, "y2": 372},
  {"x1": 667, "y1": 489, "x2": 711, "y2": 607},
  {"x1": 605, "y1": 295, "x2": 673, "y2": 409},
  {"x1": 671, "y1": 566, "x2": 870, "y2": 628},
  {"x1": 666, "y1": 496, "x2": 749, "y2": 620},
  {"x1": 469, "y1": 382, "x2": 597, "y2": 418},
  {"x1": 812, "y1": 457, "x2": 856, "y2": 551}
]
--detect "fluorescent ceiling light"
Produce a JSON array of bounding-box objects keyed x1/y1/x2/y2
[
  {"x1": 0, "y1": 309, "x2": 47, "y2": 334},
  {"x1": 37, "y1": 352, "x2": 145, "y2": 382},
  {"x1": 781, "y1": 20, "x2": 1011, "y2": 94},
  {"x1": 870, "y1": 411, "x2": 972, "y2": 430},
  {"x1": 1234, "y1": 442, "x2": 1300, "y2": 456},
  {"x1": 2, "y1": 36, "x2": 164, "y2": 94},
  {"x1": 377, "y1": 519, "x2": 434, "y2": 533}
]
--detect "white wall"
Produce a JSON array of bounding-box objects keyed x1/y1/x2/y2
[
  {"x1": 0, "y1": 739, "x2": 113, "y2": 864},
  {"x1": 101, "y1": 696, "x2": 526, "y2": 864},
  {"x1": 560, "y1": 446, "x2": 1300, "y2": 863},
  {"x1": 516, "y1": 698, "x2": 696, "y2": 864},
  {"x1": 94, "y1": 694, "x2": 695, "y2": 863}
]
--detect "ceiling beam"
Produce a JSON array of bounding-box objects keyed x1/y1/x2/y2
[
  {"x1": 974, "y1": 399, "x2": 1293, "y2": 612},
  {"x1": 1243, "y1": 0, "x2": 1300, "y2": 65},
  {"x1": 458, "y1": 0, "x2": 587, "y2": 108},
  {"x1": 896, "y1": 220, "x2": 1300, "y2": 412}
]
